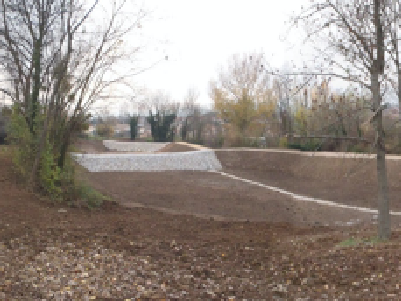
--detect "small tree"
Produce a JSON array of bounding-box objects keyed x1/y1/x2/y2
[
  {"x1": 95, "y1": 123, "x2": 114, "y2": 138},
  {"x1": 0, "y1": 0, "x2": 147, "y2": 200},
  {"x1": 129, "y1": 115, "x2": 138, "y2": 140},
  {"x1": 292, "y1": 0, "x2": 392, "y2": 239},
  {"x1": 181, "y1": 117, "x2": 188, "y2": 141},
  {"x1": 210, "y1": 53, "x2": 277, "y2": 146},
  {"x1": 147, "y1": 110, "x2": 176, "y2": 142}
]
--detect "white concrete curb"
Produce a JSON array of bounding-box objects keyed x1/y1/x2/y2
[{"x1": 213, "y1": 171, "x2": 401, "y2": 216}]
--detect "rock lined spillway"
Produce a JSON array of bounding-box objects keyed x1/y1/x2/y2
[{"x1": 71, "y1": 141, "x2": 223, "y2": 172}]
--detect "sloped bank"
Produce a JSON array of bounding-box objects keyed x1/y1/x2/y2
[
  {"x1": 71, "y1": 141, "x2": 222, "y2": 172},
  {"x1": 214, "y1": 149, "x2": 401, "y2": 211}
]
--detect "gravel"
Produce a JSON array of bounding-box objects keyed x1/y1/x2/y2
[
  {"x1": 71, "y1": 141, "x2": 223, "y2": 172},
  {"x1": 71, "y1": 150, "x2": 223, "y2": 172}
]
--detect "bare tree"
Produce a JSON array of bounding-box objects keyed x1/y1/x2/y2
[
  {"x1": 385, "y1": 1, "x2": 401, "y2": 145},
  {"x1": 181, "y1": 88, "x2": 204, "y2": 142},
  {"x1": 292, "y1": 0, "x2": 393, "y2": 239},
  {"x1": 0, "y1": 0, "x2": 147, "y2": 190}
]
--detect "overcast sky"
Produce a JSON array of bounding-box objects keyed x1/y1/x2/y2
[{"x1": 125, "y1": 0, "x2": 306, "y2": 111}]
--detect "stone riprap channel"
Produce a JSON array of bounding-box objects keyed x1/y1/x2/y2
[{"x1": 71, "y1": 141, "x2": 222, "y2": 172}]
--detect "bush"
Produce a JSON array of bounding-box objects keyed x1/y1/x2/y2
[
  {"x1": 39, "y1": 136, "x2": 62, "y2": 200},
  {"x1": 74, "y1": 184, "x2": 109, "y2": 209},
  {"x1": 347, "y1": 144, "x2": 368, "y2": 153},
  {"x1": 96, "y1": 123, "x2": 114, "y2": 137},
  {"x1": 7, "y1": 104, "x2": 37, "y2": 180},
  {"x1": 287, "y1": 140, "x2": 322, "y2": 152},
  {"x1": 279, "y1": 137, "x2": 288, "y2": 148}
]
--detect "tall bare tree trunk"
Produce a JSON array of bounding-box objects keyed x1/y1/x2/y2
[
  {"x1": 373, "y1": 73, "x2": 390, "y2": 239},
  {"x1": 373, "y1": 0, "x2": 390, "y2": 240},
  {"x1": 28, "y1": 110, "x2": 51, "y2": 189}
]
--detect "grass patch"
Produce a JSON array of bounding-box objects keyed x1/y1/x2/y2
[
  {"x1": 337, "y1": 236, "x2": 383, "y2": 248},
  {"x1": 71, "y1": 159, "x2": 111, "y2": 209},
  {"x1": 77, "y1": 134, "x2": 106, "y2": 141},
  {"x1": 0, "y1": 145, "x2": 13, "y2": 157},
  {"x1": 68, "y1": 144, "x2": 80, "y2": 153},
  {"x1": 73, "y1": 183, "x2": 111, "y2": 209}
]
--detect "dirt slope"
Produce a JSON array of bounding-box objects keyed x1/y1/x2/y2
[
  {"x1": 215, "y1": 150, "x2": 401, "y2": 211},
  {"x1": 157, "y1": 143, "x2": 196, "y2": 152},
  {"x1": 3, "y1": 149, "x2": 401, "y2": 298}
]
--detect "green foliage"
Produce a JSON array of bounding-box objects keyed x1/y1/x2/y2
[
  {"x1": 79, "y1": 122, "x2": 90, "y2": 132},
  {"x1": 7, "y1": 103, "x2": 36, "y2": 179},
  {"x1": 7, "y1": 103, "x2": 76, "y2": 203},
  {"x1": 279, "y1": 137, "x2": 288, "y2": 148},
  {"x1": 1, "y1": 106, "x2": 12, "y2": 117},
  {"x1": 82, "y1": 135, "x2": 104, "y2": 141},
  {"x1": 0, "y1": 109, "x2": 10, "y2": 145},
  {"x1": 147, "y1": 110, "x2": 176, "y2": 142},
  {"x1": 39, "y1": 136, "x2": 62, "y2": 200},
  {"x1": 129, "y1": 115, "x2": 138, "y2": 140},
  {"x1": 75, "y1": 184, "x2": 110, "y2": 209},
  {"x1": 294, "y1": 106, "x2": 308, "y2": 136},
  {"x1": 181, "y1": 117, "x2": 188, "y2": 141},
  {"x1": 96, "y1": 123, "x2": 114, "y2": 137},
  {"x1": 287, "y1": 140, "x2": 322, "y2": 152},
  {"x1": 347, "y1": 144, "x2": 368, "y2": 153}
]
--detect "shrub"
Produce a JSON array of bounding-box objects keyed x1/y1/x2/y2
[
  {"x1": 130, "y1": 115, "x2": 138, "y2": 140},
  {"x1": 7, "y1": 104, "x2": 36, "y2": 180},
  {"x1": 279, "y1": 137, "x2": 288, "y2": 148},
  {"x1": 73, "y1": 184, "x2": 110, "y2": 209},
  {"x1": 96, "y1": 123, "x2": 114, "y2": 137},
  {"x1": 287, "y1": 140, "x2": 322, "y2": 152},
  {"x1": 39, "y1": 136, "x2": 62, "y2": 200}
]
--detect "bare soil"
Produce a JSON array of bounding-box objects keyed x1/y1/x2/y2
[
  {"x1": 214, "y1": 150, "x2": 401, "y2": 212},
  {"x1": 2, "y1": 141, "x2": 401, "y2": 298},
  {"x1": 157, "y1": 143, "x2": 196, "y2": 152},
  {"x1": 73, "y1": 138, "x2": 109, "y2": 153}
]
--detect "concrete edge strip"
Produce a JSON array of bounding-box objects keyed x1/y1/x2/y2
[{"x1": 212, "y1": 171, "x2": 401, "y2": 216}]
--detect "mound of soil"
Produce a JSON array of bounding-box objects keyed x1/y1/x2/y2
[{"x1": 157, "y1": 143, "x2": 196, "y2": 152}]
